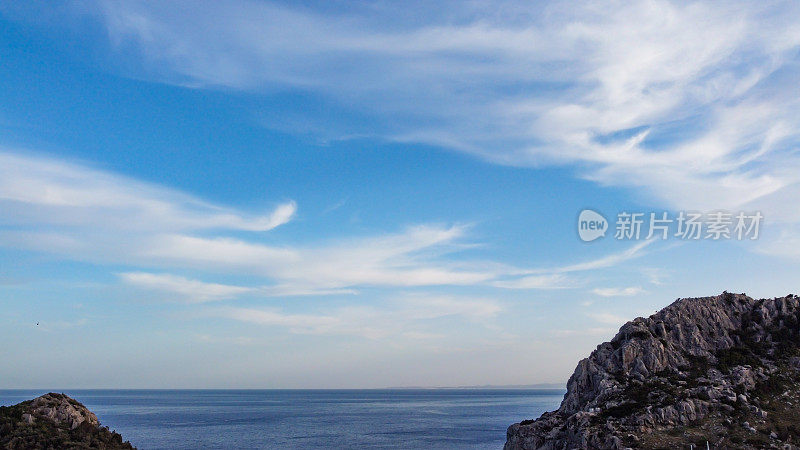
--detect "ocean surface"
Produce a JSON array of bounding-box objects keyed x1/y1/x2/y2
[{"x1": 0, "y1": 389, "x2": 563, "y2": 449}]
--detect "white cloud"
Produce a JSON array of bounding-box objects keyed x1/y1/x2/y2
[
  {"x1": 120, "y1": 271, "x2": 358, "y2": 301},
  {"x1": 0, "y1": 151, "x2": 498, "y2": 290},
  {"x1": 0, "y1": 150, "x2": 659, "y2": 296},
  {"x1": 592, "y1": 286, "x2": 644, "y2": 297},
  {"x1": 136, "y1": 225, "x2": 495, "y2": 289},
  {"x1": 119, "y1": 272, "x2": 254, "y2": 303},
  {"x1": 492, "y1": 274, "x2": 569, "y2": 289},
  {"x1": 493, "y1": 240, "x2": 653, "y2": 289},
  {"x1": 0, "y1": 151, "x2": 296, "y2": 232},
  {"x1": 78, "y1": 0, "x2": 800, "y2": 217},
  {"x1": 551, "y1": 240, "x2": 654, "y2": 274}
]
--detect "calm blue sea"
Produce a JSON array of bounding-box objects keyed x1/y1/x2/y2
[{"x1": 0, "y1": 389, "x2": 563, "y2": 449}]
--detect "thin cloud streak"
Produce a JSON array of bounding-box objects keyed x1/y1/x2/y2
[
  {"x1": 119, "y1": 272, "x2": 255, "y2": 303},
  {"x1": 592, "y1": 286, "x2": 645, "y2": 297},
  {"x1": 120, "y1": 272, "x2": 357, "y2": 301}
]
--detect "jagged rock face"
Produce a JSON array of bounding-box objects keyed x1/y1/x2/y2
[
  {"x1": 27, "y1": 393, "x2": 100, "y2": 430},
  {"x1": 0, "y1": 393, "x2": 134, "y2": 449},
  {"x1": 506, "y1": 293, "x2": 800, "y2": 449}
]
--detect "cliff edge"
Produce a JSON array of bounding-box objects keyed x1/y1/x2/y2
[
  {"x1": 0, "y1": 393, "x2": 134, "y2": 449},
  {"x1": 506, "y1": 292, "x2": 800, "y2": 449}
]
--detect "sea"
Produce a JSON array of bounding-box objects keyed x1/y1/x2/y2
[{"x1": 0, "y1": 389, "x2": 563, "y2": 449}]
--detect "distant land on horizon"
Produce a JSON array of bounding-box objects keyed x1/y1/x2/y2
[
  {"x1": 385, "y1": 383, "x2": 566, "y2": 390},
  {"x1": 2, "y1": 385, "x2": 567, "y2": 391}
]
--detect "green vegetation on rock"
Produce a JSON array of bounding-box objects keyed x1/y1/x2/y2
[{"x1": 0, "y1": 393, "x2": 134, "y2": 450}]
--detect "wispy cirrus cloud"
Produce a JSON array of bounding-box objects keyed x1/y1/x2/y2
[
  {"x1": 592, "y1": 286, "x2": 645, "y2": 298},
  {"x1": 0, "y1": 151, "x2": 296, "y2": 232},
  {"x1": 0, "y1": 151, "x2": 517, "y2": 293},
  {"x1": 119, "y1": 271, "x2": 357, "y2": 302},
  {"x1": 119, "y1": 272, "x2": 255, "y2": 303},
  {"x1": 121, "y1": 231, "x2": 654, "y2": 299},
  {"x1": 121, "y1": 237, "x2": 654, "y2": 301},
  {"x1": 10, "y1": 1, "x2": 800, "y2": 256},
  {"x1": 549, "y1": 240, "x2": 654, "y2": 274},
  {"x1": 492, "y1": 274, "x2": 569, "y2": 290},
  {"x1": 492, "y1": 239, "x2": 654, "y2": 290},
  {"x1": 139, "y1": 225, "x2": 495, "y2": 288},
  {"x1": 0, "y1": 150, "x2": 656, "y2": 298},
  {"x1": 74, "y1": 0, "x2": 800, "y2": 217},
  {"x1": 0, "y1": 151, "x2": 492, "y2": 291}
]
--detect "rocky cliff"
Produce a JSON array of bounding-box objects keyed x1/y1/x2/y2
[
  {"x1": 0, "y1": 393, "x2": 134, "y2": 449},
  {"x1": 506, "y1": 292, "x2": 800, "y2": 449}
]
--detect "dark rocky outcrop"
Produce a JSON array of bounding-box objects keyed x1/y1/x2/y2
[
  {"x1": 0, "y1": 393, "x2": 134, "y2": 449},
  {"x1": 506, "y1": 292, "x2": 800, "y2": 449}
]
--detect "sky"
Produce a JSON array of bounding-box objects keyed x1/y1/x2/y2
[{"x1": 1, "y1": 0, "x2": 799, "y2": 389}]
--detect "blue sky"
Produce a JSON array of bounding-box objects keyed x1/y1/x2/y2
[{"x1": 1, "y1": 1, "x2": 800, "y2": 388}]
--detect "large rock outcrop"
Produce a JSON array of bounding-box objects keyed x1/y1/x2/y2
[
  {"x1": 0, "y1": 393, "x2": 134, "y2": 449},
  {"x1": 506, "y1": 292, "x2": 800, "y2": 449}
]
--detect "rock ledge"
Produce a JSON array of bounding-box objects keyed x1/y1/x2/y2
[{"x1": 506, "y1": 292, "x2": 800, "y2": 449}]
